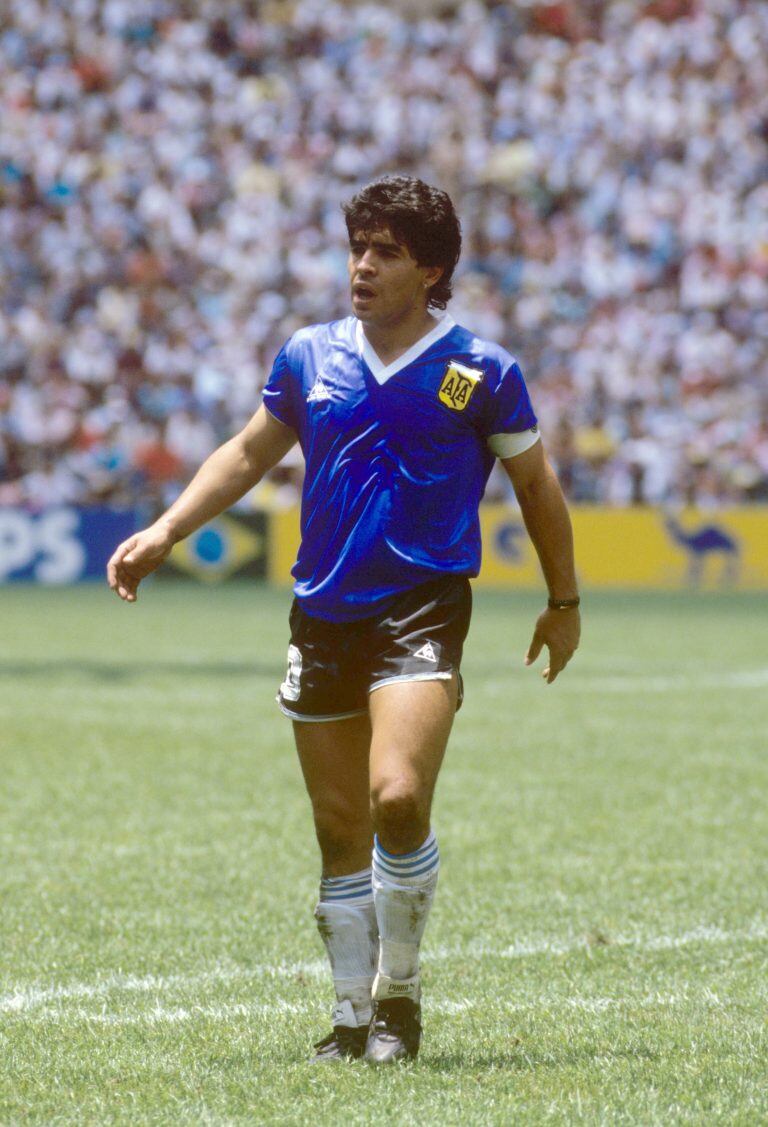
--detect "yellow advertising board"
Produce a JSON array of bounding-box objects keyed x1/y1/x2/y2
[
  {"x1": 480, "y1": 507, "x2": 768, "y2": 591},
  {"x1": 268, "y1": 507, "x2": 302, "y2": 585},
  {"x1": 267, "y1": 506, "x2": 768, "y2": 591}
]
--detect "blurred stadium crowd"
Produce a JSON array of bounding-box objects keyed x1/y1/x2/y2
[{"x1": 2, "y1": 0, "x2": 767, "y2": 511}]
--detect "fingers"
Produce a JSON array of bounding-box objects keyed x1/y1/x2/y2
[
  {"x1": 525, "y1": 629, "x2": 544, "y2": 666},
  {"x1": 542, "y1": 649, "x2": 569, "y2": 684},
  {"x1": 107, "y1": 537, "x2": 140, "y2": 602},
  {"x1": 543, "y1": 635, "x2": 580, "y2": 682},
  {"x1": 114, "y1": 568, "x2": 140, "y2": 602},
  {"x1": 526, "y1": 606, "x2": 580, "y2": 684},
  {"x1": 117, "y1": 572, "x2": 139, "y2": 602},
  {"x1": 107, "y1": 541, "x2": 129, "y2": 592},
  {"x1": 106, "y1": 546, "x2": 123, "y2": 591}
]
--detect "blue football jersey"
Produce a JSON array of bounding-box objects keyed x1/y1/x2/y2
[{"x1": 262, "y1": 314, "x2": 538, "y2": 621}]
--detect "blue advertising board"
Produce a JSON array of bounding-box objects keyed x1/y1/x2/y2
[{"x1": 0, "y1": 507, "x2": 140, "y2": 584}]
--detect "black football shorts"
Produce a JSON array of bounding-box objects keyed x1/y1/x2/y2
[{"x1": 277, "y1": 575, "x2": 472, "y2": 722}]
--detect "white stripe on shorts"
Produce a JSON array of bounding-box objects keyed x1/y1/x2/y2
[
  {"x1": 276, "y1": 697, "x2": 368, "y2": 723},
  {"x1": 368, "y1": 671, "x2": 453, "y2": 694}
]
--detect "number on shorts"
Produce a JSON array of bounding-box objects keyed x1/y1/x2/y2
[{"x1": 280, "y1": 644, "x2": 303, "y2": 702}]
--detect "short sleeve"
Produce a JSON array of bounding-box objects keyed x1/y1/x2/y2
[
  {"x1": 482, "y1": 359, "x2": 540, "y2": 458},
  {"x1": 262, "y1": 344, "x2": 298, "y2": 431}
]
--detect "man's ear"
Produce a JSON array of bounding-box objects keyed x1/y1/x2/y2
[{"x1": 422, "y1": 264, "x2": 444, "y2": 290}]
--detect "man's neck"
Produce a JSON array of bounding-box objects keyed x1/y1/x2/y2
[{"x1": 362, "y1": 310, "x2": 440, "y2": 366}]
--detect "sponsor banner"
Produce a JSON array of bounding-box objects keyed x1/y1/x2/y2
[
  {"x1": 162, "y1": 511, "x2": 267, "y2": 582},
  {"x1": 6, "y1": 505, "x2": 764, "y2": 589},
  {"x1": 267, "y1": 506, "x2": 768, "y2": 591},
  {"x1": 0, "y1": 507, "x2": 140, "y2": 584},
  {"x1": 482, "y1": 506, "x2": 768, "y2": 591}
]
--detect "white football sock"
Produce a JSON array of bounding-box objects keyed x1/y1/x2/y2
[
  {"x1": 371, "y1": 830, "x2": 440, "y2": 1000},
  {"x1": 315, "y1": 868, "x2": 377, "y2": 1027}
]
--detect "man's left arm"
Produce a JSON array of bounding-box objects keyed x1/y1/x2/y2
[{"x1": 501, "y1": 441, "x2": 580, "y2": 684}]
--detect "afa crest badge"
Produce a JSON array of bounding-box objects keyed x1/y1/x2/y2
[{"x1": 438, "y1": 361, "x2": 484, "y2": 412}]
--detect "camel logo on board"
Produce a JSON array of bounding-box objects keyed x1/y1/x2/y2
[{"x1": 663, "y1": 514, "x2": 740, "y2": 586}]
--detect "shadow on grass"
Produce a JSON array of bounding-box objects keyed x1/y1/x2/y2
[
  {"x1": 0, "y1": 659, "x2": 280, "y2": 682},
  {"x1": 423, "y1": 1042, "x2": 660, "y2": 1072}
]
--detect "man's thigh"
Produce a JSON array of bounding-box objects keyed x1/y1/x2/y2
[
  {"x1": 294, "y1": 714, "x2": 373, "y2": 876},
  {"x1": 368, "y1": 674, "x2": 459, "y2": 849},
  {"x1": 278, "y1": 605, "x2": 377, "y2": 873}
]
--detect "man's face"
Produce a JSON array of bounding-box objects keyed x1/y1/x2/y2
[{"x1": 348, "y1": 227, "x2": 441, "y2": 327}]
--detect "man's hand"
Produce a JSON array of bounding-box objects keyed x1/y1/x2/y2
[
  {"x1": 525, "y1": 607, "x2": 580, "y2": 684},
  {"x1": 106, "y1": 406, "x2": 297, "y2": 604},
  {"x1": 107, "y1": 524, "x2": 176, "y2": 602}
]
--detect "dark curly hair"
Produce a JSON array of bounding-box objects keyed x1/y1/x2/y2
[{"x1": 342, "y1": 175, "x2": 462, "y2": 310}]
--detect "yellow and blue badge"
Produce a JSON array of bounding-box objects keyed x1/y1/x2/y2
[{"x1": 438, "y1": 361, "x2": 484, "y2": 412}]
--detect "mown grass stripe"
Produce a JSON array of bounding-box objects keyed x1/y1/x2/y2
[
  {"x1": 484, "y1": 669, "x2": 768, "y2": 694},
  {"x1": 7, "y1": 987, "x2": 761, "y2": 1027},
  {"x1": 3, "y1": 918, "x2": 765, "y2": 1015}
]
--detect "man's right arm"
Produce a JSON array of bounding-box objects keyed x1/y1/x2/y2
[{"x1": 107, "y1": 405, "x2": 297, "y2": 602}]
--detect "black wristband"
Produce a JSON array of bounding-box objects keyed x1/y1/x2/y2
[{"x1": 548, "y1": 596, "x2": 580, "y2": 610}]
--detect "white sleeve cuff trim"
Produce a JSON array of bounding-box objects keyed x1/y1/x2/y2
[{"x1": 488, "y1": 429, "x2": 541, "y2": 458}]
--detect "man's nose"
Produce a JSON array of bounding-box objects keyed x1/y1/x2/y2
[{"x1": 358, "y1": 250, "x2": 377, "y2": 273}]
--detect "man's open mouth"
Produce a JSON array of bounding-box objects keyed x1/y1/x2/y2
[{"x1": 353, "y1": 284, "x2": 376, "y2": 299}]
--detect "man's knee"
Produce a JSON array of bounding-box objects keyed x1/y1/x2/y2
[{"x1": 371, "y1": 775, "x2": 430, "y2": 852}]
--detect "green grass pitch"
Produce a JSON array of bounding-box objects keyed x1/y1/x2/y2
[{"x1": 1, "y1": 583, "x2": 766, "y2": 1125}]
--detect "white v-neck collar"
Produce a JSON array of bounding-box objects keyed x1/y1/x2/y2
[{"x1": 355, "y1": 313, "x2": 455, "y2": 385}]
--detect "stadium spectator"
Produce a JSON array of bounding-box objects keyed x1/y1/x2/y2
[{"x1": 1, "y1": 0, "x2": 767, "y2": 510}]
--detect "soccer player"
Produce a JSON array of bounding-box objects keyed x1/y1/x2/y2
[{"x1": 107, "y1": 176, "x2": 580, "y2": 1064}]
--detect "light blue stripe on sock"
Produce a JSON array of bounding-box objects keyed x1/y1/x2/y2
[
  {"x1": 322, "y1": 867, "x2": 372, "y2": 881},
  {"x1": 374, "y1": 842, "x2": 439, "y2": 873},
  {"x1": 374, "y1": 832, "x2": 436, "y2": 861},
  {"x1": 374, "y1": 856, "x2": 439, "y2": 882},
  {"x1": 320, "y1": 868, "x2": 373, "y2": 902},
  {"x1": 320, "y1": 886, "x2": 374, "y2": 902},
  {"x1": 377, "y1": 843, "x2": 439, "y2": 869},
  {"x1": 321, "y1": 874, "x2": 372, "y2": 891},
  {"x1": 374, "y1": 856, "x2": 439, "y2": 880}
]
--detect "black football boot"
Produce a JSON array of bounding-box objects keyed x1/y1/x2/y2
[{"x1": 364, "y1": 997, "x2": 422, "y2": 1064}]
